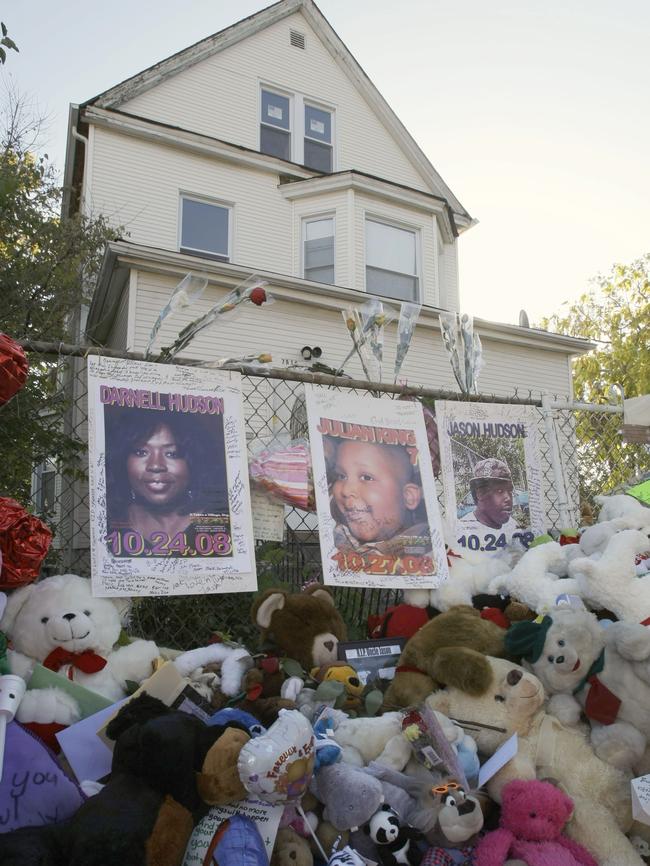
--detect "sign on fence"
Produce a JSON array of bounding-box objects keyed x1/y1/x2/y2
[
  {"x1": 304, "y1": 385, "x2": 448, "y2": 589},
  {"x1": 435, "y1": 400, "x2": 545, "y2": 553},
  {"x1": 87, "y1": 357, "x2": 256, "y2": 596}
]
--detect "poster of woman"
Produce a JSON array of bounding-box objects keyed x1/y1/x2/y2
[
  {"x1": 305, "y1": 385, "x2": 448, "y2": 590},
  {"x1": 88, "y1": 357, "x2": 256, "y2": 596},
  {"x1": 434, "y1": 400, "x2": 545, "y2": 553}
]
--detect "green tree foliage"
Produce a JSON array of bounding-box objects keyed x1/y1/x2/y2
[
  {"x1": 0, "y1": 22, "x2": 18, "y2": 64},
  {"x1": 542, "y1": 256, "x2": 650, "y2": 498},
  {"x1": 0, "y1": 93, "x2": 120, "y2": 510}
]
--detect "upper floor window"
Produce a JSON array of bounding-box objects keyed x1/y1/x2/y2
[
  {"x1": 260, "y1": 86, "x2": 334, "y2": 171},
  {"x1": 304, "y1": 104, "x2": 332, "y2": 172},
  {"x1": 180, "y1": 195, "x2": 231, "y2": 261},
  {"x1": 303, "y1": 216, "x2": 335, "y2": 284},
  {"x1": 260, "y1": 89, "x2": 291, "y2": 162},
  {"x1": 34, "y1": 459, "x2": 57, "y2": 515},
  {"x1": 365, "y1": 218, "x2": 419, "y2": 302}
]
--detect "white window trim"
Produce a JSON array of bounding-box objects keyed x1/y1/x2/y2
[
  {"x1": 259, "y1": 81, "x2": 336, "y2": 170},
  {"x1": 259, "y1": 85, "x2": 293, "y2": 154},
  {"x1": 178, "y1": 192, "x2": 233, "y2": 262},
  {"x1": 301, "y1": 212, "x2": 336, "y2": 284},
  {"x1": 363, "y1": 212, "x2": 422, "y2": 303}
]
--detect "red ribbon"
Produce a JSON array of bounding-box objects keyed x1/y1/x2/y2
[
  {"x1": 584, "y1": 675, "x2": 622, "y2": 725},
  {"x1": 43, "y1": 647, "x2": 108, "y2": 677},
  {"x1": 446, "y1": 546, "x2": 462, "y2": 568},
  {"x1": 395, "y1": 664, "x2": 427, "y2": 676}
]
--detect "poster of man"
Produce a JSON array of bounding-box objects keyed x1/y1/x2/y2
[
  {"x1": 435, "y1": 401, "x2": 545, "y2": 553},
  {"x1": 88, "y1": 356, "x2": 256, "y2": 596},
  {"x1": 305, "y1": 385, "x2": 448, "y2": 590}
]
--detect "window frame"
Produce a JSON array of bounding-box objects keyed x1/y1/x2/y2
[
  {"x1": 33, "y1": 458, "x2": 58, "y2": 517},
  {"x1": 301, "y1": 212, "x2": 336, "y2": 284},
  {"x1": 259, "y1": 83, "x2": 336, "y2": 171},
  {"x1": 364, "y1": 214, "x2": 422, "y2": 303},
  {"x1": 303, "y1": 101, "x2": 334, "y2": 173},
  {"x1": 259, "y1": 86, "x2": 293, "y2": 163},
  {"x1": 178, "y1": 193, "x2": 233, "y2": 262}
]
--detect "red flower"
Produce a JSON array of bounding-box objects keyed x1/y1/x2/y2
[
  {"x1": 0, "y1": 498, "x2": 52, "y2": 590},
  {"x1": 0, "y1": 334, "x2": 28, "y2": 407},
  {"x1": 249, "y1": 286, "x2": 267, "y2": 306}
]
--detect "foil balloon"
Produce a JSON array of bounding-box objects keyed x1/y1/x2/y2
[
  {"x1": 0, "y1": 498, "x2": 52, "y2": 590},
  {"x1": 237, "y1": 709, "x2": 315, "y2": 804},
  {"x1": 0, "y1": 333, "x2": 28, "y2": 407}
]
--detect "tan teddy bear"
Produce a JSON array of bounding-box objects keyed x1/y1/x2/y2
[{"x1": 427, "y1": 655, "x2": 643, "y2": 866}]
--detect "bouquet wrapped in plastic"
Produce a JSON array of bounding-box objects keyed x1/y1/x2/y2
[
  {"x1": 248, "y1": 440, "x2": 314, "y2": 511},
  {"x1": 158, "y1": 277, "x2": 273, "y2": 362}
]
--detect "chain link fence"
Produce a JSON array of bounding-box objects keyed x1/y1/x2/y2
[{"x1": 2, "y1": 342, "x2": 648, "y2": 650}]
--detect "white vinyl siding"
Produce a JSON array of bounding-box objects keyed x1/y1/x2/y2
[
  {"x1": 88, "y1": 127, "x2": 455, "y2": 304},
  {"x1": 131, "y1": 270, "x2": 574, "y2": 399},
  {"x1": 89, "y1": 127, "x2": 292, "y2": 275},
  {"x1": 120, "y1": 10, "x2": 431, "y2": 192},
  {"x1": 105, "y1": 284, "x2": 130, "y2": 350},
  {"x1": 303, "y1": 215, "x2": 335, "y2": 283}
]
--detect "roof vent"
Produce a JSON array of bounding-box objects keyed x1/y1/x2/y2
[{"x1": 290, "y1": 29, "x2": 305, "y2": 49}]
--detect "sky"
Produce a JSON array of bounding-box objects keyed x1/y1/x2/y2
[{"x1": 3, "y1": 0, "x2": 649, "y2": 326}]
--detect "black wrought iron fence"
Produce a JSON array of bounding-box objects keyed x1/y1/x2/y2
[{"x1": 1, "y1": 342, "x2": 647, "y2": 650}]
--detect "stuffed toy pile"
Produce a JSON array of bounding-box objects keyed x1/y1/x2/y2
[{"x1": 4, "y1": 494, "x2": 650, "y2": 866}]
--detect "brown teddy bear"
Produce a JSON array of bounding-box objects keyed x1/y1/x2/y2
[
  {"x1": 382, "y1": 606, "x2": 506, "y2": 709},
  {"x1": 251, "y1": 584, "x2": 347, "y2": 670}
]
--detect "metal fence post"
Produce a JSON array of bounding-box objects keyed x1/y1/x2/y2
[{"x1": 541, "y1": 394, "x2": 571, "y2": 528}]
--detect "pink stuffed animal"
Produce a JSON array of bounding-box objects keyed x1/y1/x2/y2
[{"x1": 475, "y1": 779, "x2": 598, "y2": 866}]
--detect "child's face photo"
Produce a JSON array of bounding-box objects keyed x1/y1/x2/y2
[{"x1": 331, "y1": 440, "x2": 423, "y2": 543}]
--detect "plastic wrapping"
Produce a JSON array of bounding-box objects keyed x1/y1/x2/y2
[
  {"x1": 439, "y1": 311, "x2": 483, "y2": 394},
  {"x1": 341, "y1": 307, "x2": 374, "y2": 381},
  {"x1": 144, "y1": 272, "x2": 207, "y2": 359},
  {"x1": 249, "y1": 439, "x2": 315, "y2": 511},
  {"x1": 393, "y1": 302, "x2": 421, "y2": 383},
  {"x1": 158, "y1": 277, "x2": 273, "y2": 362}
]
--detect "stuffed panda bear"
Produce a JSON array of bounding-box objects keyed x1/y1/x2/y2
[{"x1": 365, "y1": 805, "x2": 423, "y2": 866}]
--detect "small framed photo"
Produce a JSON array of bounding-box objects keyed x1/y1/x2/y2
[{"x1": 337, "y1": 637, "x2": 405, "y2": 688}]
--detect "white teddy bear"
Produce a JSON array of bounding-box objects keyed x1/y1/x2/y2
[
  {"x1": 488, "y1": 541, "x2": 580, "y2": 613},
  {"x1": 0, "y1": 573, "x2": 252, "y2": 726},
  {"x1": 595, "y1": 493, "x2": 650, "y2": 523},
  {"x1": 404, "y1": 546, "x2": 513, "y2": 610},
  {"x1": 507, "y1": 605, "x2": 650, "y2": 771},
  {"x1": 569, "y1": 528, "x2": 650, "y2": 622}
]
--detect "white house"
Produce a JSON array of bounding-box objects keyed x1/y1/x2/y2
[{"x1": 63, "y1": 0, "x2": 589, "y2": 397}]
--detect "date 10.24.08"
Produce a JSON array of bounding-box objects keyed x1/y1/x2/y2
[{"x1": 105, "y1": 529, "x2": 232, "y2": 557}]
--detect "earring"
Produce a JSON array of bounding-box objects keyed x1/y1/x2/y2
[
  {"x1": 186, "y1": 488, "x2": 193, "y2": 501},
  {"x1": 130, "y1": 489, "x2": 136, "y2": 502}
]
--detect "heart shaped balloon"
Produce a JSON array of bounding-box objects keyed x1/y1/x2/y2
[{"x1": 237, "y1": 709, "x2": 315, "y2": 804}]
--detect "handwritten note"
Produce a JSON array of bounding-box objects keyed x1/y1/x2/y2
[
  {"x1": 251, "y1": 491, "x2": 285, "y2": 541},
  {"x1": 183, "y1": 797, "x2": 283, "y2": 864},
  {"x1": 632, "y1": 774, "x2": 650, "y2": 825}
]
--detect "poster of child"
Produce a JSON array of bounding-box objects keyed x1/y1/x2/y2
[
  {"x1": 435, "y1": 400, "x2": 545, "y2": 554},
  {"x1": 88, "y1": 356, "x2": 257, "y2": 597},
  {"x1": 305, "y1": 385, "x2": 448, "y2": 589}
]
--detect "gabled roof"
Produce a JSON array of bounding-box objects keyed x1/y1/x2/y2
[{"x1": 82, "y1": 0, "x2": 471, "y2": 223}]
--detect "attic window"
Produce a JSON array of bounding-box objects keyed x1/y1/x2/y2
[{"x1": 290, "y1": 29, "x2": 305, "y2": 49}]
